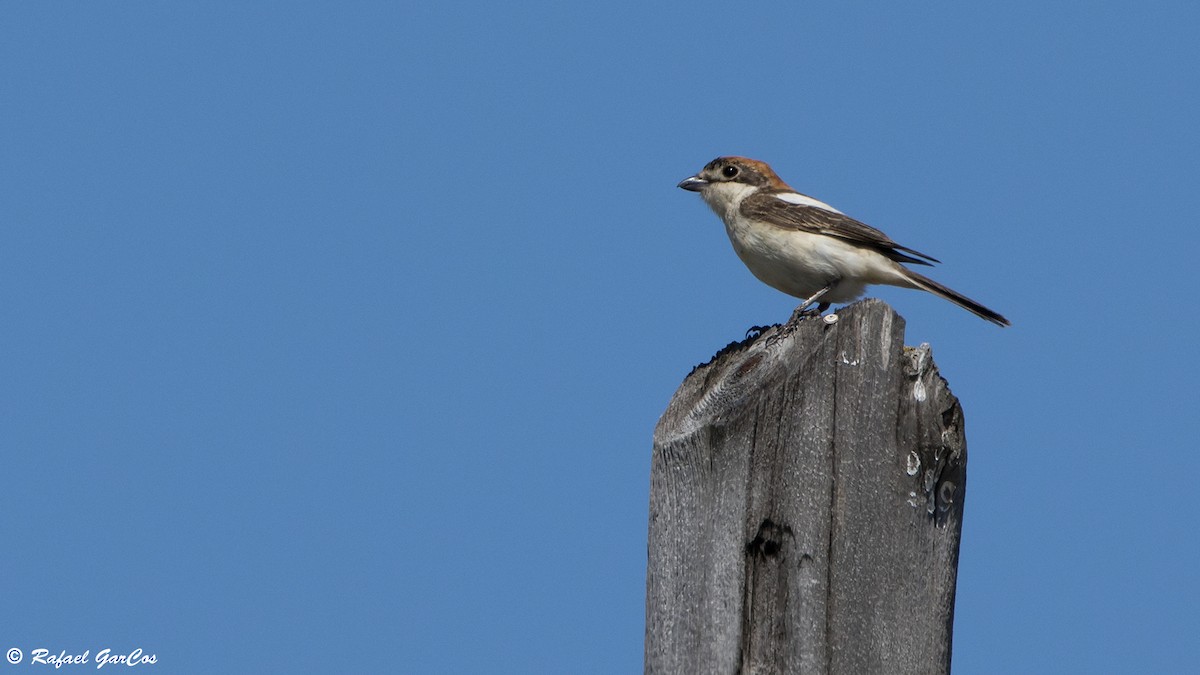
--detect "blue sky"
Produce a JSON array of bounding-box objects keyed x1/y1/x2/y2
[{"x1": 2, "y1": 2, "x2": 1198, "y2": 673}]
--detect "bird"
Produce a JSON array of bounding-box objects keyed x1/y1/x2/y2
[{"x1": 677, "y1": 156, "x2": 1010, "y2": 327}]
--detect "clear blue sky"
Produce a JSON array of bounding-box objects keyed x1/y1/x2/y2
[{"x1": 2, "y1": 2, "x2": 1198, "y2": 673}]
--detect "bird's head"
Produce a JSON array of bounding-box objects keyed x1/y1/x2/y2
[
  {"x1": 677, "y1": 157, "x2": 791, "y2": 213},
  {"x1": 677, "y1": 156, "x2": 790, "y2": 191}
]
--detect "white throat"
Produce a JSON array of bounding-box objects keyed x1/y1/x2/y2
[{"x1": 700, "y1": 182, "x2": 758, "y2": 222}]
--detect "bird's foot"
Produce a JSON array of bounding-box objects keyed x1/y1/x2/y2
[{"x1": 789, "y1": 302, "x2": 831, "y2": 324}]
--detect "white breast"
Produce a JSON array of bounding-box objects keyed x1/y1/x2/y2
[
  {"x1": 696, "y1": 181, "x2": 909, "y2": 301},
  {"x1": 722, "y1": 207, "x2": 905, "y2": 303}
]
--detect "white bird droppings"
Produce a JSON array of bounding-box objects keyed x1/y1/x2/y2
[{"x1": 906, "y1": 451, "x2": 920, "y2": 476}]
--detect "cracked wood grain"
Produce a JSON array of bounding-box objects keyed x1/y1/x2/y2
[{"x1": 646, "y1": 300, "x2": 966, "y2": 675}]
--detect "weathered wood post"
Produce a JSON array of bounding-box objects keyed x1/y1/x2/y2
[{"x1": 645, "y1": 299, "x2": 967, "y2": 675}]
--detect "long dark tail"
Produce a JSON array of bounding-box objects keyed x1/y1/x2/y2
[{"x1": 901, "y1": 268, "x2": 1010, "y2": 327}]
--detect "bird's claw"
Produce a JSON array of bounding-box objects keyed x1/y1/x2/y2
[{"x1": 789, "y1": 306, "x2": 821, "y2": 324}]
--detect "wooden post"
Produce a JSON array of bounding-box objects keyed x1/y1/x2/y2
[{"x1": 645, "y1": 299, "x2": 966, "y2": 675}]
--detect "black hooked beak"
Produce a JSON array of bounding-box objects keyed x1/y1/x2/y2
[{"x1": 677, "y1": 175, "x2": 708, "y2": 192}]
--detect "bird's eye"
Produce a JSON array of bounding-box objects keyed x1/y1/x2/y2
[{"x1": 722, "y1": 165, "x2": 739, "y2": 178}]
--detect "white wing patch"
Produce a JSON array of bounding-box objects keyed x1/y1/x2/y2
[{"x1": 774, "y1": 191, "x2": 843, "y2": 214}]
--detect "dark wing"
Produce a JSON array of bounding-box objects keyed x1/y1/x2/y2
[{"x1": 740, "y1": 191, "x2": 940, "y2": 266}]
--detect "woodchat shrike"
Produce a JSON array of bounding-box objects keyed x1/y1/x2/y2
[{"x1": 678, "y1": 156, "x2": 1009, "y2": 327}]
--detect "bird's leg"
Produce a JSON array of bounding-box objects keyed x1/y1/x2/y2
[{"x1": 790, "y1": 283, "x2": 835, "y2": 323}]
